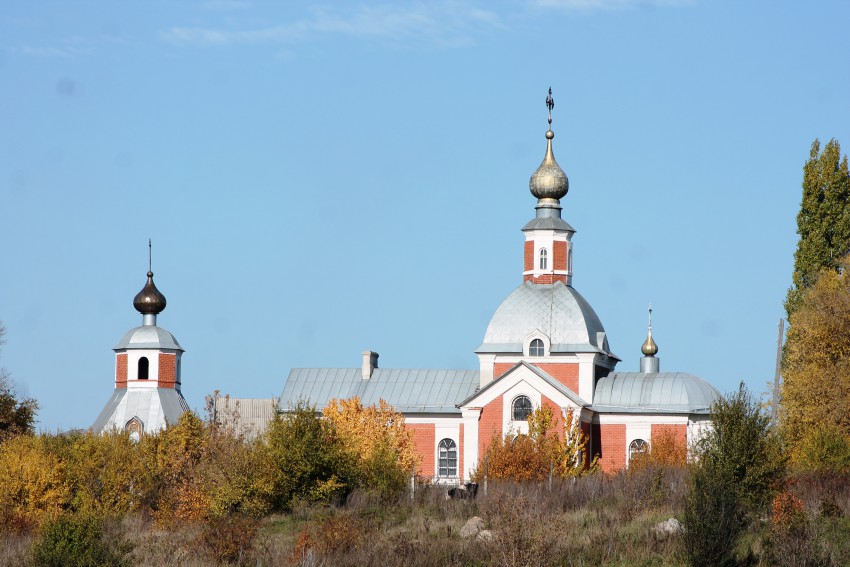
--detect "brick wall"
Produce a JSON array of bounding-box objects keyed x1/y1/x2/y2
[
  {"x1": 407, "y1": 423, "x2": 436, "y2": 478},
  {"x1": 533, "y1": 363, "x2": 579, "y2": 392},
  {"x1": 158, "y1": 354, "x2": 176, "y2": 388},
  {"x1": 599, "y1": 423, "x2": 626, "y2": 473},
  {"x1": 116, "y1": 354, "x2": 127, "y2": 388},
  {"x1": 523, "y1": 274, "x2": 567, "y2": 284},
  {"x1": 554, "y1": 241, "x2": 566, "y2": 271},
  {"x1": 541, "y1": 396, "x2": 565, "y2": 438},
  {"x1": 524, "y1": 241, "x2": 533, "y2": 272},
  {"x1": 493, "y1": 362, "x2": 513, "y2": 380},
  {"x1": 478, "y1": 396, "x2": 503, "y2": 466},
  {"x1": 652, "y1": 424, "x2": 687, "y2": 447}
]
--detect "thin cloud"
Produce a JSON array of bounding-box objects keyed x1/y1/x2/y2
[
  {"x1": 162, "y1": 3, "x2": 502, "y2": 49},
  {"x1": 203, "y1": 0, "x2": 252, "y2": 10},
  {"x1": 13, "y1": 45, "x2": 91, "y2": 58},
  {"x1": 535, "y1": 0, "x2": 692, "y2": 9}
]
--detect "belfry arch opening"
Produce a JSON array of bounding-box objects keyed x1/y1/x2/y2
[{"x1": 138, "y1": 357, "x2": 149, "y2": 380}]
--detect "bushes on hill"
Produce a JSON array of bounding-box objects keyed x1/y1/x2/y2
[{"x1": 683, "y1": 384, "x2": 785, "y2": 567}]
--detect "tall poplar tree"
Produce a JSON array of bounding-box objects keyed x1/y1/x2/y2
[{"x1": 785, "y1": 139, "x2": 850, "y2": 317}]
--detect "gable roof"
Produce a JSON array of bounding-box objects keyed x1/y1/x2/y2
[
  {"x1": 458, "y1": 361, "x2": 588, "y2": 408},
  {"x1": 279, "y1": 368, "x2": 480, "y2": 414}
]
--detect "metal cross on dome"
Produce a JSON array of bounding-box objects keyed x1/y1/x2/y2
[{"x1": 546, "y1": 87, "x2": 554, "y2": 126}]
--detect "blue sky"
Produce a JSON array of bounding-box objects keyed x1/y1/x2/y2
[{"x1": 1, "y1": 1, "x2": 848, "y2": 432}]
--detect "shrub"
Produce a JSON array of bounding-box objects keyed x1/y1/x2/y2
[
  {"x1": 683, "y1": 384, "x2": 785, "y2": 567},
  {"x1": 198, "y1": 514, "x2": 258, "y2": 565},
  {"x1": 31, "y1": 513, "x2": 133, "y2": 567},
  {"x1": 260, "y1": 402, "x2": 355, "y2": 510},
  {"x1": 0, "y1": 435, "x2": 68, "y2": 533}
]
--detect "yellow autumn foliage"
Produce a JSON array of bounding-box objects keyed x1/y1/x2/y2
[
  {"x1": 782, "y1": 255, "x2": 850, "y2": 466},
  {"x1": 0, "y1": 435, "x2": 68, "y2": 531},
  {"x1": 323, "y1": 397, "x2": 418, "y2": 494},
  {"x1": 481, "y1": 406, "x2": 597, "y2": 481}
]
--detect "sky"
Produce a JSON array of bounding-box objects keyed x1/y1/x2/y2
[{"x1": 1, "y1": 1, "x2": 849, "y2": 432}]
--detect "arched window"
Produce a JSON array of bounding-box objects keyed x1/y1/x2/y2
[
  {"x1": 529, "y1": 338, "x2": 545, "y2": 357},
  {"x1": 438, "y1": 438, "x2": 457, "y2": 477},
  {"x1": 629, "y1": 439, "x2": 648, "y2": 463},
  {"x1": 512, "y1": 395, "x2": 533, "y2": 422},
  {"x1": 539, "y1": 248, "x2": 548, "y2": 270},
  {"x1": 138, "y1": 357, "x2": 149, "y2": 380}
]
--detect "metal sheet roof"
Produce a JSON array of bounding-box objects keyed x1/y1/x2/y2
[
  {"x1": 91, "y1": 388, "x2": 190, "y2": 433},
  {"x1": 522, "y1": 217, "x2": 575, "y2": 232},
  {"x1": 279, "y1": 368, "x2": 480, "y2": 414},
  {"x1": 477, "y1": 281, "x2": 616, "y2": 358},
  {"x1": 114, "y1": 325, "x2": 184, "y2": 351},
  {"x1": 591, "y1": 372, "x2": 720, "y2": 414}
]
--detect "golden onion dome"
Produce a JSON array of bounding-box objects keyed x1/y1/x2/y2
[
  {"x1": 641, "y1": 329, "x2": 658, "y2": 356},
  {"x1": 529, "y1": 129, "x2": 569, "y2": 203}
]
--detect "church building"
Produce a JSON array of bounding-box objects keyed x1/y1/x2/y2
[
  {"x1": 91, "y1": 94, "x2": 719, "y2": 479},
  {"x1": 277, "y1": 95, "x2": 720, "y2": 479},
  {"x1": 92, "y1": 258, "x2": 190, "y2": 439}
]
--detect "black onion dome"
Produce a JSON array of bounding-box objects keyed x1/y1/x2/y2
[{"x1": 133, "y1": 271, "x2": 167, "y2": 315}]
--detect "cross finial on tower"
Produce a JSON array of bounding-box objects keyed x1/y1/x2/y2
[
  {"x1": 148, "y1": 239, "x2": 152, "y2": 273},
  {"x1": 648, "y1": 303, "x2": 653, "y2": 330},
  {"x1": 546, "y1": 87, "x2": 554, "y2": 127}
]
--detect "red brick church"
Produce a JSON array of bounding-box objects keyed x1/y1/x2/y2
[{"x1": 276, "y1": 94, "x2": 719, "y2": 479}]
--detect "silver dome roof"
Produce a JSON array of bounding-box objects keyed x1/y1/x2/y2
[
  {"x1": 592, "y1": 372, "x2": 720, "y2": 414},
  {"x1": 476, "y1": 281, "x2": 615, "y2": 357},
  {"x1": 114, "y1": 325, "x2": 183, "y2": 351}
]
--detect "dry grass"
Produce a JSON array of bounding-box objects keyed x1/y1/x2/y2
[{"x1": 0, "y1": 467, "x2": 705, "y2": 566}]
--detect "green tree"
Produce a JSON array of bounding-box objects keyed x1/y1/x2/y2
[
  {"x1": 259, "y1": 402, "x2": 354, "y2": 509},
  {"x1": 781, "y1": 255, "x2": 850, "y2": 464},
  {"x1": 0, "y1": 322, "x2": 38, "y2": 438},
  {"x1": 785, "y1": 139, "x2": 850, "y2": 317},
  {"x1": 683, "y1": 384, "x2": 785, "y2": 567}
]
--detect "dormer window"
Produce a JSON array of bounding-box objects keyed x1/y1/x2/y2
[
  {"x1": 529, "y1": 338, "x2": 545, "y2": 357},
  {"x1": 539, "y1": 248, "x2": 548, "y2": 270},
  {"x1": 138, "y1": 357, "x2": 149, "y2": 380}
]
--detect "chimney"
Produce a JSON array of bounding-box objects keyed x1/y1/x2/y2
[{"x1": 362, "y1": 351, "x2": 379, "y2": 379}]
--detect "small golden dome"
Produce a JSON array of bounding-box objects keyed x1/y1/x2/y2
[
  {"x1": 641, "y1": 329, "x2": 658, "y2": 356},
  {"x1": 641, "y1": 304, "x2": 658, "y2": 356}
]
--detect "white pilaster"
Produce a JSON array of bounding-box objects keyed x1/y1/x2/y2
[{"x1": 461, "y1": 408, "x2": 482, "y2": 481}]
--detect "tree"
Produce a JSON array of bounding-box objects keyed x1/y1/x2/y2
[
  {"x1": 480, "y1": 406, "x2": 596, "y2": 481},
  {"x1": 323, "y1": 397, "x2": 418, "y2": 497},
  {"x1": 259, "y1": 401, "x2": 353, "y2": 509},
  {"x1": 785, "y1": 139, "x2": 850, "y2": 317},
  {"x1": 0, "y1": 434, "x2": 68, "y2": 532},
  {"x1": 0, "y1": 322, "x2": 38, "y2": 438},
  {"x1": 781, "y1": 255, "x2": 850, "y2": 463},
  {"x1": 683, "y1": 384, "x2": 785, "y2": 567}
]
